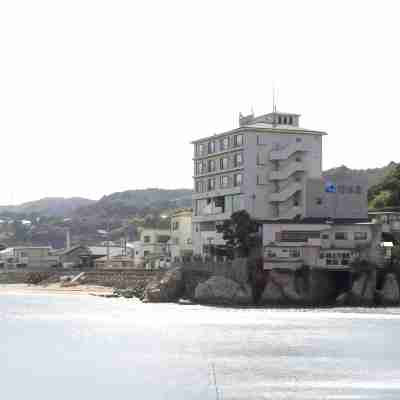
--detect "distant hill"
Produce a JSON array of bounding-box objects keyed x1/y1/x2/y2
[
  {"x1": 323, "y1": 162, "x2": 398, "y2": 188},
  {"x1": 0, "y1": 197, "x2": 95, "y2": 217},
  {"x1": 74, "y1": 188, "x2": 193, "y2": 218}
]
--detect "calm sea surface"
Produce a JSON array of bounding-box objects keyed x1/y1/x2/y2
[{"x1": 1, "y1": 293, "x2": 400, "y2": 400}]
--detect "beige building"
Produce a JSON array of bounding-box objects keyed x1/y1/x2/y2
[{"x1": 169, "y1": 209, "x2": 193, "y2": 261}]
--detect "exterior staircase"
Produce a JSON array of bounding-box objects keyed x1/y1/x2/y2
[
  {"x1": 270, "y1": 142, "x2": 305, "y2": 160},
  {"x1": 270, "y1": 161, "x2": 305, "y2": 180},
  {"x1": 269, "y1": 182, "x2": 302, "y2": 203}
]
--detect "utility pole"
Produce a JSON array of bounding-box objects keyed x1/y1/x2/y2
[{"x1": 107, "y1": 220, "x2": 110, "y2": 268}]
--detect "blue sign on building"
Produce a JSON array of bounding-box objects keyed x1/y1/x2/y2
[{"x1": 325, "y1": 181, "x2": 337, "y2": 193}]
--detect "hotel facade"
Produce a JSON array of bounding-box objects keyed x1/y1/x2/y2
[{"x1": 191, "y1": 110, "x2": 374, "y2": 262}]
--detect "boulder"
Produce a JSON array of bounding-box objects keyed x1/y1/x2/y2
[
  {"x1": 259, "y1": 270, "x2": 302, "y2": 305},
  {"x1": 379, "y1": 273, "x2": 400, "y2": 306},
  {"x1": 143, "y1": 267, "x2": 184, "y2": 302},
  {"x1": 349, "y1": 270, "x2": 376, "y2": 305},
  {"x1": 194, "y1": 276, "x2": 252, "y2": 305}
]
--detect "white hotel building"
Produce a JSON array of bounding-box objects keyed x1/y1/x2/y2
[{"x1": 191, "y1": 111, "x2": 327, "y2": 255}]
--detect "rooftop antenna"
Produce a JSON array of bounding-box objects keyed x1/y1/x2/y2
[{"x1": 272, "y1": 84, "x2": 277, "y2": 126}]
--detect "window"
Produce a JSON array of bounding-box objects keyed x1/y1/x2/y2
[
  {"x1": 234, "y1": 173, "x2": 243, "y2": 187},
  {"x1": 233, "y1": 134, "x2": 243, "y2": 147},
  {"x1": 232, "y1": 195, "x2": 241, "y2": 211},
  {"x1": 279, "y1": 231, "x2": 320, "y2": 242},
  {"x1": 321, "y1": 233, "x2": 329, "y2": 240},
  {"x1": 354, "y1": 232, "x2": 368, "y2": 240},
  {"x1": 334, "y1": 232, "x2": 348, "y2": 240},
  {"x1": 200, "y1": 221, "x2": 216, "y2": 231},
  {"x1": 207, "y1": 178, "x2": 215, "y2": 191},
  {"x1": 157, "y1": 235, "x2": 170, "y2": 243},
  {"x1": 220, "y1": 137, "x2": 229, "y2": 151},
  {"x1": 196, "y1": 143, "x2": 206, "y2": 156},
  {"x1": 220, "y1": 157, "x2": 228, "y2": 170},
  {"x1": 234, "y1": 152, "x2": 243, "y2": 167},
  {"x1": 208, "y1": 141, "x2": 215, "y2": 154},
  {"x1": 295, "y1": 156, "x2": 302, "y2": 162},
  {"x1": 296, "y1": 137, "x2": 302, "y2": 142},
  {"x1": 257, "y1": 152, "x2": 265, "y2": 165},
  {"x1": 324, "y1": 251, "x2": 352, "y2": 266},
  {"x1": 195, "y1": 180, "x2": 203, "y2": 193},
  {"x1": 283, "y1": 117, "x2": 287, "y2": 124},
  {"x1": 143, "y1": 236, "x2": 151, "y2": 243},
  {"x1": 257, "y1": 175, "x2": 267, "y2": 185},
  {"x1": 220, "y1": 175, "x2": 229, "y2": 188},
  {"x1": 172, "y1": 221, "x2": 179, "y2": 231},
  {"x1": 289, "y1": 116, "x2": 293, "y2": 125},
  {"x1": 207, "y1": 159, "x2": 216, "y2": 172},
  {"x1": 278, "y1": 116, "x2": 282, "y2": 124},
  {"x1": 289, "y1": 248, "x2": 300, "y2": 258},
  {"x1": 197, "y1": 160, "x2": 205, "y2": 175}
]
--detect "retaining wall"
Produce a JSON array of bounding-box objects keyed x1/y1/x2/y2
[{"x1": 81, "y1": 269, "x2": 160, "y2": 289}]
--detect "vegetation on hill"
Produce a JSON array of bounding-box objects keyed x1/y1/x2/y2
[
  {"x1": 368, "y1": 164, "x2": 400, "y2": 209},
  {"x1": 0, "y1": 188, "x2": 192, "y2": 248},
  {"x1": 0, "y1": 197, "x2": 95, "y2": 217},
  {"x1": 323, "y1": 162, "x2": 398, "y2": 188}
]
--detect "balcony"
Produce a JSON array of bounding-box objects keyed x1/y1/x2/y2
[
  {"x1": 269, "y1": 182, "x2": 302, "y2": 203},
  {"x1": 270, "y1": 142, "x2": 306, "y2": 161},
  {"x1": 270, "y1": 161, "x2": 305, "y2": 180}
]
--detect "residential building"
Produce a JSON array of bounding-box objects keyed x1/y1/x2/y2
[
  {"x1": 53, "y1": 245, "x2": 89, "y2": 268},
  {"x1": 169, "y1": 209, "x2": 193, "y2": 261},
  {"x1": 0, "y1": 246, "x2": 59, "y2": 270},
  {"x1": 263, "y1": 221, "x2": 382, "y2": 270},
  {"x1": 369, "y1": 211, "x2": 400, "y2": 236},
  {"x1": 131, "y1": 228, "x2": 171, "y2": 269}
]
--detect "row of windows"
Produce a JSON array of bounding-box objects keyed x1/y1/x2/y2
[
  {"x1": 330, "y1": 231, "x2": 368, "y2": 241},
  {"x1": 194, "y1": 194, "x2": 242, "y2": 216},
  {"x1": 195, "y1": 152, "x2": 243, "y2": 175},
  {"x1": 276, "y1": 230, "x2": 368, "y2": 242},
  {"x1": 195, "y1": 173, "x2": 243, "y2": 192},
  {"x1": 257, "y1": 135, "x2": 302, "y2": 145},
  {"x1": 195, "y1": 134, "x2": 244, "y2": 157}
]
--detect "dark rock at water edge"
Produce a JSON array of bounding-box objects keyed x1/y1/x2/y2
[{"x1": 194, "y1": 276, "x2": 253, "y2": 305}]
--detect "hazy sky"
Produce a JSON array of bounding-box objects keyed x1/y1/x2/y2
[{"x1": 1, "y1": 0, "x2": 399, "y2": 205}]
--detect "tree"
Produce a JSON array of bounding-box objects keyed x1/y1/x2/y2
[
  {"x1": 216, "y1": 210, "x2": 259, "y2": 257},
  {"x1": 368, "y1": 164, "x2": 400, "y2": 208}
]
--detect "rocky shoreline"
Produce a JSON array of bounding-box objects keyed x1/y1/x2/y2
[{"x1": 1, "y1": 261, "x2": 399, "y2": 308}]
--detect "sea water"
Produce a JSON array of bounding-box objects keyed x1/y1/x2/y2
[{"x1": 1, "y1": 293, "x2": 400, "y2": 399}]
